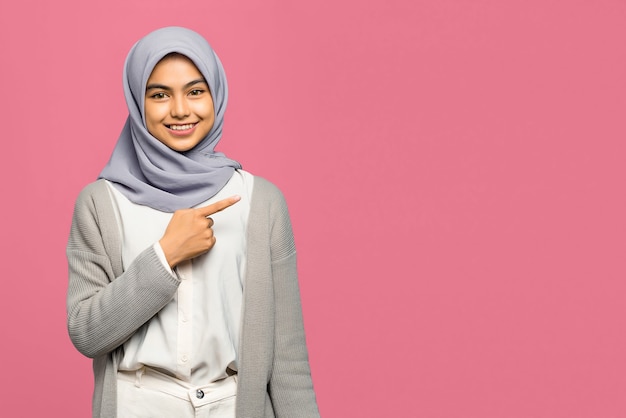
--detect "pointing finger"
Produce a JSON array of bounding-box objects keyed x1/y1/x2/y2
[{"x1": 196, "y1": 195, "x2": 241, "y2": 217}]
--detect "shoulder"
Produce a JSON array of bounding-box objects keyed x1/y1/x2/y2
[
  {"x1": 74, "y1": 179, "x2": 110, "y2": 208},
  {"x1": 247, "y1": 174, "x2": 292, "y2": 228},
  {"x1": 244, "y1": 174, "x2": 296, "y2": 259},
  {"x1": 70, "y1": 179, "x2": 116, "y2": 230},
  {"x1": 247, "y1": 174, "x2": 287, "y2": 206}
]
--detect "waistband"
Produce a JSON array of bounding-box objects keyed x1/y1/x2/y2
[{"x1": 117, "y1": 366, "x2": 237, "y2": 405}]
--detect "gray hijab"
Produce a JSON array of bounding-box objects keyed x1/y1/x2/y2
[{"x1": 99, "y1": 26, "x2": 241, "y2": 212}]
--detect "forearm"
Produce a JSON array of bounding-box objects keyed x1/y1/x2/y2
[{"x1": 67, "y1": 245, "x2": 180, "y2": 358}]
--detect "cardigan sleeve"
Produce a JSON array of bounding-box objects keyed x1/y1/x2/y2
[
  {"x1": 265, "y1": 184, "x2": 320, "y2": 417},
  {"x1": 66, "y1": 182, "x2": 181, "y2": 358}
]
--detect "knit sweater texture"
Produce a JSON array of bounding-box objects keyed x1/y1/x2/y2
[{"x1": 66, "y1": 177, "x2": 319, "y2": 417}]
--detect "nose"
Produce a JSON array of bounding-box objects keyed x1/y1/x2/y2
[{"x1": 170, "y1": 96, "x2": 190, "y2": 118}]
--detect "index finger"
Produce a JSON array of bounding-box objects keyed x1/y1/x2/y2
[{"x1": 196, "y1": 195, "x2": 241, "y2": 217}]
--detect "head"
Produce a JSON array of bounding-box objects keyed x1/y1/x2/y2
[
  {"x1": 123, "y1": 26, "x2": 228, "y2": 154},
  {"x1": 144, "y1": 53, "x2": 215, "y2": 152}
]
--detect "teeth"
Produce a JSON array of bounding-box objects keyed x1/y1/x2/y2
[{"x1": 169, "y1": 124, "x2": 194, "y2": 131}]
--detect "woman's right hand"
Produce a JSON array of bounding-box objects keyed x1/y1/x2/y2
[{"x1": 159, "y1": 195, "x2": 241, "y2": 268}]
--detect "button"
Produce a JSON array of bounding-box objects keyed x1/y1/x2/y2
[
  {"x1": 181, "y1": 355, "x2": 188, "y2": 362},
  {"x1": 196, "y1": 389, "x2": 204, "y2": 399}
]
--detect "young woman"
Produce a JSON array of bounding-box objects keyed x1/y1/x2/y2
[{"x1": 66, "y1": 26, "x2": 319, "y2": 417}]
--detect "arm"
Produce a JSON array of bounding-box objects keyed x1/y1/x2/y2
[
  {"x1": 66, "y1": 183, "x2": 180, "y2": 358},
  {"x1": 267, "y1": 188, "x2": 320, "y2": 417}
]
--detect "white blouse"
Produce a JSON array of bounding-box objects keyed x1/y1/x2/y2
[{"x1": 106, "y1": 170, "x2": 254, "y2": 385}]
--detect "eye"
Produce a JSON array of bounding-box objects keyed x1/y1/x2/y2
[
  {"x1": 189, "y1": 89, "x2": 205, "y2": 96},
  {"x1": 149, "y1": 92, "x2": 168, "y2": 100}
]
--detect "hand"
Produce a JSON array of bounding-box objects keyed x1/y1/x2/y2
[{"x1": 159, "y1": 195, "x2": 241, "y2": 268}]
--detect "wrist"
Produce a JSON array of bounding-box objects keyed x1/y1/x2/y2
[{"x1": 158, "y1": 238, "x2": 181, "y2": 268}]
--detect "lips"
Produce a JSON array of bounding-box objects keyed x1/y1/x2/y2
[{"x1": 167, "y1": 123, "x2": 197, "y2": 131}]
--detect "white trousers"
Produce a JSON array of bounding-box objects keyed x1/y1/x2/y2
[{"x1": 117, "y1": 367, "x2": 237, "y2": 418}]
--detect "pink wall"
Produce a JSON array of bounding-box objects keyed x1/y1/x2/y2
[{"x1": 1, "y1": 0, "x2": 625, "y2": 416}]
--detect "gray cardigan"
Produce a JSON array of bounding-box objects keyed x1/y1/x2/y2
[{"x1": 66, "y1": 178, "x2": 319, "y2": 418}]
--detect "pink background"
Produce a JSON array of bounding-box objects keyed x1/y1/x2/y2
[{"x1": 1, "y1": 0, "x2": 625, "y2": 416}]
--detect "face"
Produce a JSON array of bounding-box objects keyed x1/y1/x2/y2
[{"x1": 144, "y1": 54, "x2": 215, "y2": 152}]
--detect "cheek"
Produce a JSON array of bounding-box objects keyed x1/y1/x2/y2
[
  {"x1": 144, "y1": 116, "x2": 157, "y2": 136},
  {"x1": 201, "y1": 99, "x2": 215, "y2": 119},
  {"x1": 144, "y1": 105, "x2": 165, "y2": 129}
]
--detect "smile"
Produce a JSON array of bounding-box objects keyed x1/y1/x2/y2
[{"x1": 167, "y1": 123, "x2": 197, "y2": 131}]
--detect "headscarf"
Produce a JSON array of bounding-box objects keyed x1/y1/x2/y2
[{"x1": 99, "y1": 26, "x2": 241, "y2": 212}]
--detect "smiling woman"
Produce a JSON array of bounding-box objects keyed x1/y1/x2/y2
[
  {"x1": 144, "y1": 54, "x2": 216, "y2": 152},
  {"x1": 65, "y1": 26, "x2": 319, "y2": 418}
]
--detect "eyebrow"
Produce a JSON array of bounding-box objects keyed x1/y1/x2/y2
[{"x1": 146, "y1": 78, "x2": 208, "y2": 92}]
